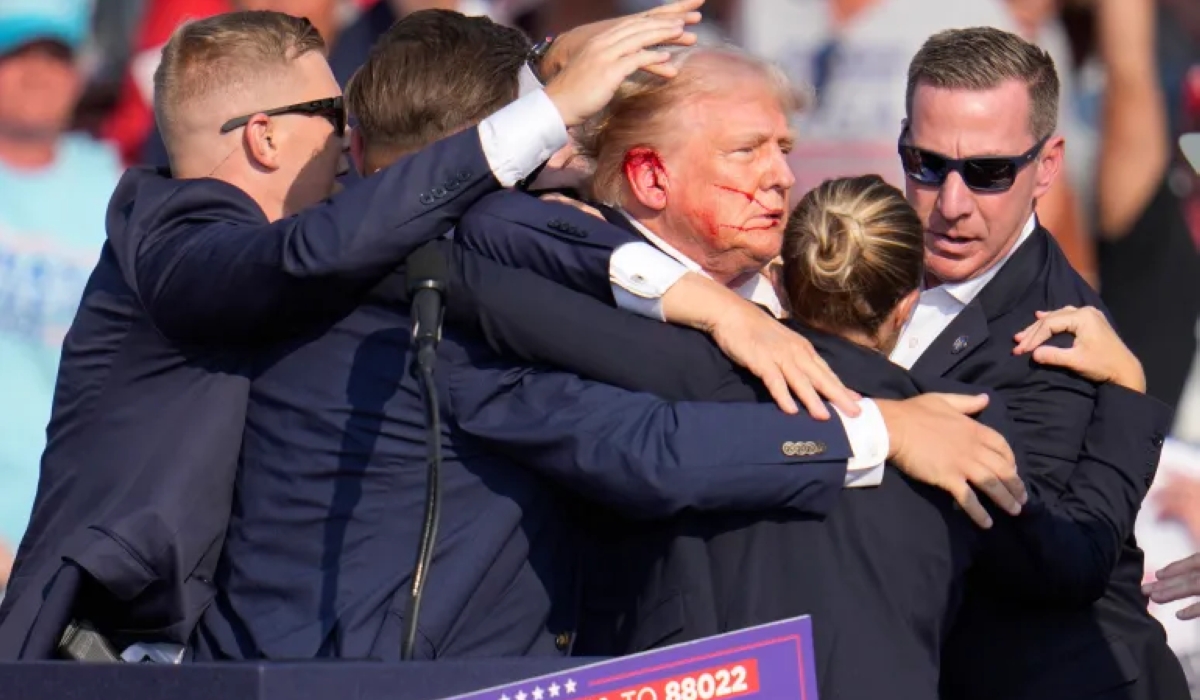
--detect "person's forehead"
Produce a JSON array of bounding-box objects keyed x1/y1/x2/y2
[
  {"x1": 908, "y1": 81, "x2": 1034, "y2": 156},
  {"x1": 680, "y1": 83, "x2": 792, "y2": 135}
]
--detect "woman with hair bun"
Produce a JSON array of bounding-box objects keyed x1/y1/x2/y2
[{"x1": 781, "y1": 174, "x2": 925, "y2": 357}]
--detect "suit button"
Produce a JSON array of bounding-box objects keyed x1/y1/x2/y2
[
  {"x1": 782, "y1": 441, "x2": 826, "y2": 457},
  {"x1": 419, "y1": 193, "x2": 435, "y2": 205},
  {"x1": 445, "y1": 179, "x2": 461, "y2": 191},
  {"x1": 456, "y1": 171, "x2": 472, "y2": 183},
  {"x1": 432, "y1": 186, "x2": 448, "y2": 198},
  {"x1": 548, "y1": 219, "x2": 563, "y2": 230},
  {"x1": 555, "y1": 632, "x2": 571, "y2": 651},
  {"x1": 1152, "y1": 435, "x2": 1165, "y2": 448}
]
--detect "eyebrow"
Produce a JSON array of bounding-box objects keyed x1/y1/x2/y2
[{"x1": 909, "y1": 142, "x2": 1029, "y2": 159}]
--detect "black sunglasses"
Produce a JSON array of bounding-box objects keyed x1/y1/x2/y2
[
  {"x1": 898, "y1": 129, "x2": 1048, "y2": 193},
  {"x1": 219, "y1": 96, "x2": 346, "y2": 137}
]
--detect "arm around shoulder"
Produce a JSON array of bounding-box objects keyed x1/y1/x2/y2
[
  {"x1": 131, "y1": 128, "x2": 499, "y2": 344},
  {"x1": 444, "y1": 346, "x2": 852, "y2": 519}
]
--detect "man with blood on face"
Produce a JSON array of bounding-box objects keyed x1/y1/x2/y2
[{"x1": 583, "y1": 46, "x2": 799, "y2": 294}]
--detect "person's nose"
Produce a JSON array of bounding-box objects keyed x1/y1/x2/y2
[
  {"x1": 763, "y1": 145, "x2": 796, "y2": 195},
  {"x1": 936, "y1": 170, "x2": 975, "y2": 222}
]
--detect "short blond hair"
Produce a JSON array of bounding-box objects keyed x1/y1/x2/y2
[
  {"x1": 575, "y1": 44, "x2": 805, "y2": 206},
  {"x1": 154, "y1": 11, "x2": 326, "y2": 162},
  {"x1": 782, "y1": 175, "x2": 924, "y2": 337},
  {"x1": 906, "y1": 26, "x2": 1059, "y2": 140}
]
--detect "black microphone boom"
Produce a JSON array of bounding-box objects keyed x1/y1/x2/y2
[{"x1": 400, "y1": 242, "x2": 448, "y2": 662}]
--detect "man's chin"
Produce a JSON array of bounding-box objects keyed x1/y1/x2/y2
[{"x1": 926, "y1": 254, "x2": 983, "y2": 285}]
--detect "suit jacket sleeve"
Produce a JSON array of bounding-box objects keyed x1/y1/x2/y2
[
  {"x1": 456, "y1": 243, "x2": 776, "y2": 402},
  {"x1": 968, "y1": 383, "x2": 1170, "y2": 604},
  {"x1": 118, "y1": 128, "x2": 497, "y2": 345},
  {"x1": 442, "y1": 335, "x2": 851, "y2": 519},
  {"x1": 1000, "y1": 338, "x2": 1099, "y2": 497},
  {"x1": 455, "y1": 191, "x2": 633, "y2": 303}
]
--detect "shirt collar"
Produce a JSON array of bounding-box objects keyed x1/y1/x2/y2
[
  {"x1": 619, "y1": 208, "x2": 784, "y2": 319},
  {"x1": 938, "y1": 213, "x2": 1038, "y2": 306}
]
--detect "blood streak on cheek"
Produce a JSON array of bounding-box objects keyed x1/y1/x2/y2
[
  {"x1": 711, "y1": 184, "x2": 777, "y2": 232},
  {"x1": 713, "y1": 184, "x2": 773, "y2": 212}
]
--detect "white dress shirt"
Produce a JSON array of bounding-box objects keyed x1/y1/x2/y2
[
  {"x1": 476, "y1": 85, "x2": 567, "y2": 188},
  {"x1": 889, "y1": 215, "x2": 1038, "y2": 370},
  {"x1": 607, "y1": 212, "x2": 888, "y2": 487}
]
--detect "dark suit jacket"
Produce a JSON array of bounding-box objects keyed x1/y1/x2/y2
[
  {"x1": 0, "y1": 128, "x2": 504, "y2": 660},
  {"x1": 453, "y1": 191, "x2": 1177, "y2": 699},
  {"x1": 190, "y1": 240, "x2": 855, "y2": 661},
  {"x1": 914, "y1": 227, "x2": 1187, "y2": 700}
]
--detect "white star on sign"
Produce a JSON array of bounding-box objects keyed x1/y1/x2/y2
[
  {"x1": 531, "y1": 686, "x2": 545, "y2": 700},
  {"x1": 498, "y1": 695, "x2": 510, "y2": 700},
  {"x1": 515, "y1": 691, "x2": 527, "y2": 700},
  {"x1": 564, "y1": 679, "x2": 577, "y2": 694},
  {"x1": 548, "y1": 683, "x2": 561, "y2": 697}
]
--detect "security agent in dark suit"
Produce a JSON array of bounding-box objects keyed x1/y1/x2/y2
[
  {"x1": 188, "y1": 11, "x2": 867, "y2": 662},
  {"x1": 0, "y1": 9, "x2": 685, "y2": 660},
  {"x1": 450, "y1": 176, "x2": 1169, "y2": 699},
  {"x1": 893, "y1": 28, "x2": 1188, "y2": 700}
]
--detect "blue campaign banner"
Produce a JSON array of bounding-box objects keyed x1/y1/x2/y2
[{"x1": 442, "y1": 616, "x2": 818, "y2": 700}]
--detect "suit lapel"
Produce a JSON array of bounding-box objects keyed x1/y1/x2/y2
[
  {"x1": 912, "y1": 227, "x2": 1052, "y2": 379},
  {"x1": 911, "y1": 298, "x2": 991, "y2": 379}
]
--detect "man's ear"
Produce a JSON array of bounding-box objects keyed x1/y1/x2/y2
[
  {"x1": 349, "y1": 127, "x2": 366, "y2": 176},
  {"x1": 244, "y1": 114, "x2": 280, "y2": 171},
  {"x1": 1031, "y1": 134, "x2": 1064, "y2": 201},
  {"x1": 623, "y1": 147, "x2": 670, "y2": 212}
]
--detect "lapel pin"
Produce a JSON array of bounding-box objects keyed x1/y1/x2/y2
[{"x1": 951, "y1": 335, "x2": 969, "y2": 354}]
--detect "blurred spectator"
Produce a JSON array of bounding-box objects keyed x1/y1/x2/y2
[
  {"x1": 0, "y1": 0, "x2": 122, "y2": 548},
  {"x1": 1086, "y1": 0, "x2": 1199, "y2": 414},
  {"x1": 72, "y1": 0, "x2": 147, "y2": 135},
  {"x1": 730, "y1": 0, "x2": 1096, "y2": 282},
  {"x1": 1156, "y1": 472, "x2": 1200, "y2": 544}
]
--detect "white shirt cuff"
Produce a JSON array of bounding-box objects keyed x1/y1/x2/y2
[
  {"x1": 478, "y1": 88, "x2": 568, "y2": 187},
  {"x1": 835, "y1": 398, "x2": 888, "y2": 488},
  {"x1": 609, "y1": 242, "x2": 690, "y2": 321},
  {"x1": 518, "y1": 62, "x2": 543, "y2": 97}
]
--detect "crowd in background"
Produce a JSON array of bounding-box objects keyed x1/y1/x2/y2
[{"x1": 0, "y1": 0, "x2": 1198, "y2": 673}]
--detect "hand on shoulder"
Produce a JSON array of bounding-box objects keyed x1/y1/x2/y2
[{"x1": 1012, "y1": 305, "x2": 1146, "y2": 392}]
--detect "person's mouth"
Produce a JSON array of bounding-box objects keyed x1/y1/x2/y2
[{"x1": 927, "y1": 230, "x2": 976, "y2": 256}]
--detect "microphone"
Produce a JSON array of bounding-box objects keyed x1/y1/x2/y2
[
  {"x1": 400, "y1": 242, "x2": 448, "y2": 662},
  {"x1": 408, "y1": 242, "x2": 448, "y2": 371}
]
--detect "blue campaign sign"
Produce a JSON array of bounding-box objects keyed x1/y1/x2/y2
[{"x1": 442, "y1": 616, "x2": 818, "y2": 700}]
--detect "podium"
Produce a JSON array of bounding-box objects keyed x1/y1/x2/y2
[
  {"x1": 0, "y1": 658, "x2": 591, "y2": 700},
  {"x1": 0, "y1": 616, "x2": 819, "y2": 700}
]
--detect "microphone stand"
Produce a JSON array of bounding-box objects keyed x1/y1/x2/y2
[
  {"x1": 401, "y1": 341, "x2": 442, "y2": 661},
  {"x1": 400, "y1": 249, "x2": 447, "y2": 662}
]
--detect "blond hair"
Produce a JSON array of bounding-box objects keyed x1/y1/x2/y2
[
  {"x1": 574, "y1": 44, "x2": 806, "y2": 206},
  {"x1": 782, "y1": 175, "x2": 924, "y2": 337},
  {"x1": 906, "y1": 26, "x2": 1059, "y2": 140},
  {"x1": 153, "y1": 11, "x2": 326, "y2": 163}
]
